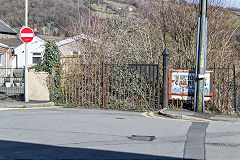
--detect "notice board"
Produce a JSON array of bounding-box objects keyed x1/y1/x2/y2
[{"x1": 169, "y1": 70, "x2": 213, "y2": 101}]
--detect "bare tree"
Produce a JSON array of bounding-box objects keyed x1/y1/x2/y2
[{"x1": 66, "y1": 0, "x2": 239, "y2": 67}]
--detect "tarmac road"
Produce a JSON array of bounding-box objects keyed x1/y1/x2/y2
[{"x1": 0, "y1": 107, "x2": 239, "y2": 159}]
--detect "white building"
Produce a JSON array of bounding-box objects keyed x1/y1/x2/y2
[
  {"x1": 56, "y1": 34, "x2": 97, "y2": 56},
  {"x1": 12, "y1": 36, "x2": 45, "y2": 68}
]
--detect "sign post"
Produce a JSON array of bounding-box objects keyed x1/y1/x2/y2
[
  {"x1": 20, "y1": 0, "x2": 33, "y2": 102},
  {"x1": 20, "y1": 26, "x2": 34, "y2": 103},
  {"x1": 194, "y1": 0, "x2": 208, "y2": 112}
]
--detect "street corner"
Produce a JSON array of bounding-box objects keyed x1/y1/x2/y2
[
  {"x1": 142, "y1": 111, "x2": 174, "y2": 120},
  {"x1": 142, "y1": 110, "x2": 221, "y2": 124}
]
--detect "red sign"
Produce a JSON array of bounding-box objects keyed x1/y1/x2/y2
[{"x1": 20, "y1": 27, "x2": 34, "y2": 43}]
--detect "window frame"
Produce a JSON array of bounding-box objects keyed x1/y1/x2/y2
[{"x1": 32, "y1": 52, "x2": 42, "y2": 65}]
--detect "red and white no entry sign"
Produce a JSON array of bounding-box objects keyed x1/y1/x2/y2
[{"x1": 20, "y1": 27, "x2": 34, "y2": 43}]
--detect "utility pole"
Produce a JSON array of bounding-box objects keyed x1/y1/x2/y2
[
  {"x1": 194, "y1": 0, "x2": 208, "y2": 112},
  {"x1": 25, "y1": 0, "x2": 29, "y2": 102}
]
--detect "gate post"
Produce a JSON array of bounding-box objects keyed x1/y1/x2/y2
[{"x1": 162, "y1": 49, "x2": 170, "y2": 108}]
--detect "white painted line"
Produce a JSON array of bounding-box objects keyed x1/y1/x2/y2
[{"x1": 20, "y1": 33, "x2": 34, "y2": 37}]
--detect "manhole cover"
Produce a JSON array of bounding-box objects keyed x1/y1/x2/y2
[{"x1": 128, "y1": 135, "x2": 156, "y2": 141}]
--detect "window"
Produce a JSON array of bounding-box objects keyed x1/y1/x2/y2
[{"x1": 32, "y1": 53, "x2": 42, "y2": 65}]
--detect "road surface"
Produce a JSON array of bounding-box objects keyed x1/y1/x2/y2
[{"x1": 0, "y1": 107, "x2": 239, "y2": 159}]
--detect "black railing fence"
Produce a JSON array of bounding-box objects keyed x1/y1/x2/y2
[
  {"x1": 209, "y1": 64, "x2": 237, "y2": 114},
  {"x1": 50, "y1": 60, "x2": 162, "y2": 111},
  {"x1": 50, "y1": 59, "x2": 240, "y2": 115}
]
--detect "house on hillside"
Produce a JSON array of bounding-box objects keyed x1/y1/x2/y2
[
  {"x1": 13, "y1": 34, "x2": 70, "y2": 68},
  {"x1": 0, "y1": 38, "x2": 21, "y2": 68},
  {"x1": 56, "y1": 34, "x2": 98, "y2": 64},
  {"x1": 12, "y1": 36, "x2": 45, "y2": 68},
  {"x1": 0, "y1": 20, "x2": 23, "y2": 87},
  {"x1": 56, "y1": 34, "x2": 97, "y2": 56},
  {"x1": 0, "y1": 38, "x2": 22, "y2": 86},
  {"x1": 0, "y1": 20, "x2": 20, "y2": 69}
]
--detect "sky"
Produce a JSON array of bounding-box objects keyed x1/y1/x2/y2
[
  {"x1": 225, "y1": 0, "x2": 240, "y2": 8},
  {"x1": 186, "y1": 0, "x2": 240, "y2": 9}
]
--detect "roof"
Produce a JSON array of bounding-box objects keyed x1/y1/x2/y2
[
  {"x1": 0, "y1": 42, "x2": 8, "y2": 48},
  {"x1": 56, "y1": 34, "x2": 97, "y2": 47},
  {"x1": 0, "y1": 20, "x2": 17, "y2": 35},
  {"x1": 38, "y1": 35, "x2": 68, "y2": 42},
  {"x1": 0, "y1": 38, "x2": 22, "y2": 47}
]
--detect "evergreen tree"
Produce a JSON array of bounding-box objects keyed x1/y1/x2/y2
[
  {"x1": 41, "y1": 40, "x2": 61, "y2": 74},
  {"x1": 35, "y1": 40, "x2": 61, "y2": 102}
]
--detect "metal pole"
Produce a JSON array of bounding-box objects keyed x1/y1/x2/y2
[
  {"x1": 162, "y1": 48, "x2": 170, "y2": 108},
  {"x1": 233, "y1": 64, "x2": 237, "y2": 113},
  {"x1": 194, "y1": 0, "x2": 208, "y2": 112},
  {"x1": 24, "y1": 0, "x2": 29, "y2": 102}
]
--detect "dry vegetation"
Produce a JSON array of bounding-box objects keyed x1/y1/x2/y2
[{"x1": 66, "y1": 0, "x2": 239, "y2": 68}]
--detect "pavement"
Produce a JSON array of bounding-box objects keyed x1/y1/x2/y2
[
  {"x1": 159, "y1": 108, "x2": 240, "y2": 123},
  {"x1": 0, "y1": 100, "x2": 54, "y2": 108}
]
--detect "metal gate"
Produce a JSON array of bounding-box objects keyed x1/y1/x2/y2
[{"x1": 0, "y1": 68, "x2": 24, "y2": 100}]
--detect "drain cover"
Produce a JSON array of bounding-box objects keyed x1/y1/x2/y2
[{"x1": 128, "y1": 135, "x2": 156, "y2": 141}]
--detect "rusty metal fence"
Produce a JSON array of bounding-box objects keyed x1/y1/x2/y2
[
  {"x1": 50, "y1": 60, "x2": 163, "y2": 111},
  {"x1": 49, "y1": 58, "x2": 239, "y2": 114}
]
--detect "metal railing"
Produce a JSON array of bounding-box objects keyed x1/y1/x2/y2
[
  {"x1": 0, "y1": 68, "x2": 24, "y2": 100},
  {"x1": 49, "y1": 58, "x2": 240, "y2": 115},
  {"x1": 50, "y1": 61, "x2": 163, "y2": 111}
]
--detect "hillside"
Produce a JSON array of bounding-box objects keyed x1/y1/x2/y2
[{"x1": 0, "y1": 0, "x2": 145, "y2": 36}]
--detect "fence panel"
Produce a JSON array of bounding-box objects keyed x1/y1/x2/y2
[
  {"x1": 208, "y1": 64, "x2": 237, "y2": 114},
  {"x1": 50, "y1": 60, "x2": 163, "y2": 111}
]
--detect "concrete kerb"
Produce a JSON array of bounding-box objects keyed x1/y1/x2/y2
[
  {"x1": 159, "y1": 108, "x2": 182, "y2": 119},
  {"x1": 0, "y1": 102, "x2": 54, "y2": 108},
  {"x1": 23, "y1": 102, "x2": 54, "y2": 108},
  {"x1": 159, "y1": 108, "x2": 213, "y2": 122}
]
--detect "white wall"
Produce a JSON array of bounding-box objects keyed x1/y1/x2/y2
[{"x1": 13, "y1": 36, "x2": 45, "y2": 68}]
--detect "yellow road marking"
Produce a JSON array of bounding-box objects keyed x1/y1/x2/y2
[{"x1": 141, "y1": 112, "x2": 155, "y2": 119}]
